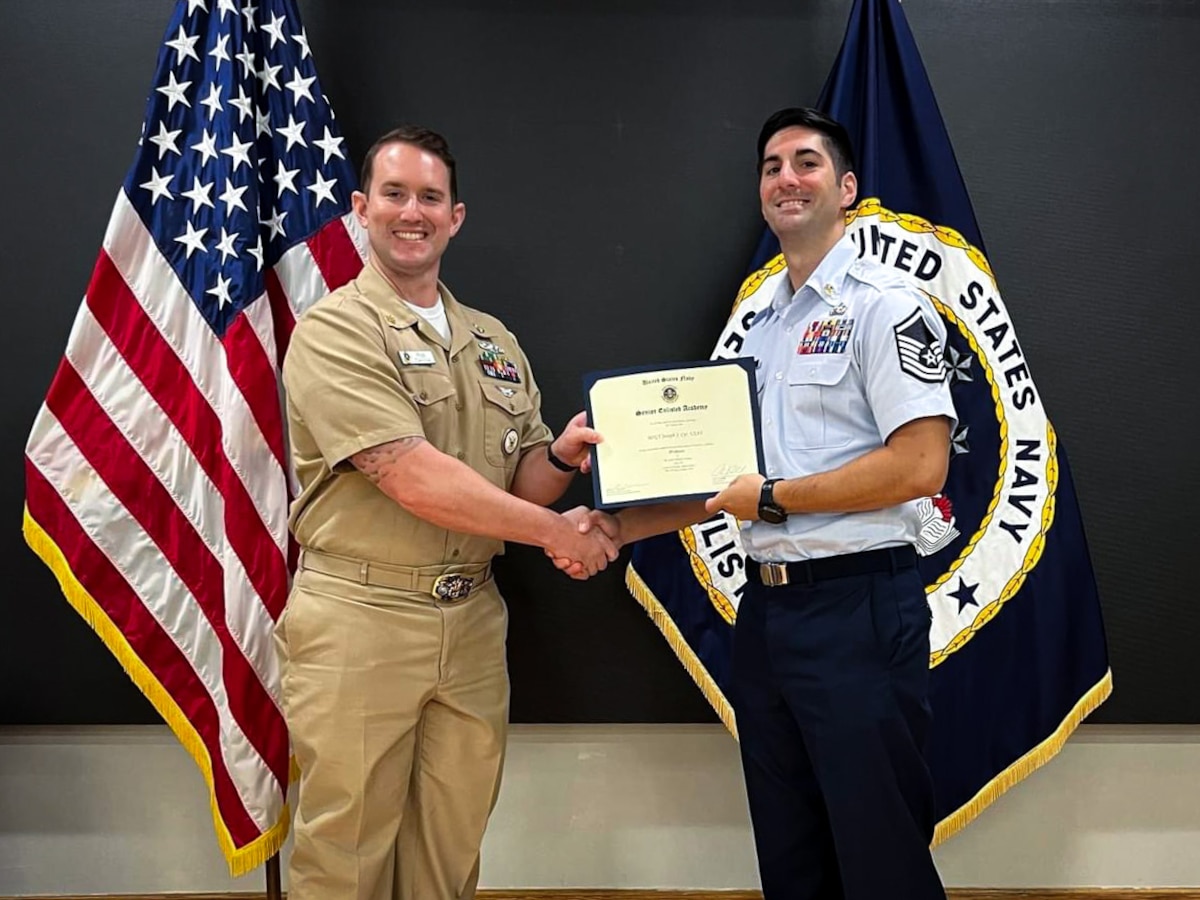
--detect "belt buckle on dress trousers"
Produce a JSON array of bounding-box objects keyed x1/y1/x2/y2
[
  {"x1": 760, "y1": 562, "x2": 790, "y2": 587},
  {"x1": 432, "y1": 573, "x2": 474, "y2": 602}
]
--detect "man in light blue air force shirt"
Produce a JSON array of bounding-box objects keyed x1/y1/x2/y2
[{"x1": 556, "y1": 108, "x2": 956, "y2": 900}]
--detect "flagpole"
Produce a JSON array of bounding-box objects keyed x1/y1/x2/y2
[{"x1": 266, "y1": 854, "x2": 282, "y2": 900}]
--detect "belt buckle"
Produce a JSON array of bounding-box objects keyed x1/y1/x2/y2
[
  {"x1": 760, "y1": 562, "x2": 789, "y2": 587},
  {"x1": 433, "y1": 573, "x2": 474, "y2": 602}
]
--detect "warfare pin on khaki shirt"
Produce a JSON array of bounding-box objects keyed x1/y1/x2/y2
[{"x1": 282, "y1": 264, "x2": 553, "y2": 567}]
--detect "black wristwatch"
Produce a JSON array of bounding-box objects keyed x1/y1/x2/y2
[
  {"x1": 758, "y1": 478, "x2": 788, "y2": 524},
  {"x1": 546, "y1": 443, "x2": 580, "y2": 473}
]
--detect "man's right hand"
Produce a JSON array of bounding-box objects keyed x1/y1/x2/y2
[
  {"x1": 548, "y1": 507, "x2": 623, "y2": 579},
  {"x1": 545, "y1": 508, "x2": 619, "y2": 580}
]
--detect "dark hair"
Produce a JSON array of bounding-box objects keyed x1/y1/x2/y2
[
  {"x1": 359, "y1": 125, "x2": 458, "y2": 201},
  {"x1": 756, "y1": 107, "x2": 856, "y2": 179}
]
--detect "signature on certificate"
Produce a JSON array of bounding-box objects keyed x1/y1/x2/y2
[{"x1": 710, "y1": 462, "x2": 748, "y2": 481}]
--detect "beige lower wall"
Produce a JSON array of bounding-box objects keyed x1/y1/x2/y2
[{"x1": 1, "y1": 724, "x2": 1198, "y2": 894}]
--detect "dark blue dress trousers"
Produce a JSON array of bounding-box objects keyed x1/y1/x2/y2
[{"x1": 732, "y1": 547, "x2": 946, "y2": 900}]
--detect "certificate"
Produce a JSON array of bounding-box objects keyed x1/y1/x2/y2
[{"x1": 584, "y1": 358, "x2": 764, "y2": 508}]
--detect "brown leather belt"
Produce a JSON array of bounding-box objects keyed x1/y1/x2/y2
[{"x1": 298, "y1": 549, "x2": 491, "y2": 602}]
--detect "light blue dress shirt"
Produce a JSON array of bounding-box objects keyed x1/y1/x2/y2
[{"x1": 742, "y1": 236, "x2": 958, "y2": 562}]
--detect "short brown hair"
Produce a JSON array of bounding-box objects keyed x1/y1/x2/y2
[{"x1": 359, "y1": 125, "x2": 458, "y2": 201}]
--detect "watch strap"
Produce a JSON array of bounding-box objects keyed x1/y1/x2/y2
[{"x1": 546, "y1": 443, "x2": 579, "y2": 473}]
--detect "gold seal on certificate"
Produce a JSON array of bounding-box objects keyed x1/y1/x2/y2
[{"x1": 584, "y1": 359, "x2": 764, "y2": 508}]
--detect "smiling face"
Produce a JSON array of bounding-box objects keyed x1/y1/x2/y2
[
  {"x1": 758, "y1": 125, "x2": 857, "y2": 243},
  {"x1": 351, "y1": 141, "x2": 465, "y2": 283}
]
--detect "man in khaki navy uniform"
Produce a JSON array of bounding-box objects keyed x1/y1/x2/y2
[
  {"x1": 559, "y1": 108, "x2": 955, "y2": 900},
  {"x1": 278, "y1": 125, "x2": 616, "y2": 900}
]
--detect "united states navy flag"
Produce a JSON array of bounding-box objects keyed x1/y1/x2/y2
[{"x1": 626, "y1": 0, "x2": 1112, "y2": 841}]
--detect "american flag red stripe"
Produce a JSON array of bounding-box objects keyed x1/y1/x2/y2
[
  {"x1": 23, "y1": 0, "x2": 365, "y2": 875},
  {"x1": 308, "y1": 216, "x2": 368, "y2": 296},
  {"x1": 265, "y1": 269, "x2": 297, "y2": 369},
  {"x1": 225, "y1": 313, "x2": 291, "y2": 471}
]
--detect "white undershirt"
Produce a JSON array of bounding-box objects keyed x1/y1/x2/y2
[{"x1": 403, "y1": 293, "x2": 450, "y2": 341}]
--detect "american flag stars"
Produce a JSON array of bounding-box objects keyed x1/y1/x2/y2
[{"x1": 122, "y1": 0, "x2": 355, "y2": 332}]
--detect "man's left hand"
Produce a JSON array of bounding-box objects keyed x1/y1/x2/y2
[
  {"x1": 705, "y1": 473, "x2": 766, "y2": 521},
  {"x1": 551, "y1": 411, "x2": 603, "y2": 474}
]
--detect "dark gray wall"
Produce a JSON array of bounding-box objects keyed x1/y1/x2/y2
[{"x1": 2, "y1": 0, "x2": 1197, "y2": 724}]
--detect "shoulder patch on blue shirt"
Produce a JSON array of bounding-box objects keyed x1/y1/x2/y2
[{"x1": 894, "y1": 309, "x2": 946, "y2": 382}]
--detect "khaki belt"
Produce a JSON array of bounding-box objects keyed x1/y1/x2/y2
[{"x1": 298, "y1": 549, "x2": 491, "y2": 602}]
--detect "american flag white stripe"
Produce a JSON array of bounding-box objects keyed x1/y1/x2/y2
[
  {"x1": 26, "y1": 414, "x2": 279, "y2": 831},
  {"x1": 342, "y1": 210, "x2": 370, "y2": 264},
  {"x1": 102, "y1": 191, "x2": 290, "y2": 553},
  {"x1": 242, "y1": 286, "x2": 283, "y2": 378},
  {"x1": 275, "y1": 240, "x2": 331, "y2": 322}
]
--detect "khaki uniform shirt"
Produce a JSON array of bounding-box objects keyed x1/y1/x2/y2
[{"x1": 283, "y1": 264, "x2": 552, "y2": 567}]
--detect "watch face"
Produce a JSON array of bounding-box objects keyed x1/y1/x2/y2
[
  {"x1": 759, "y1": 479, "x2": 787, "y2": 524},
  {"x1": 760, "y1": 505, "x2": 787, "y2": 525}
]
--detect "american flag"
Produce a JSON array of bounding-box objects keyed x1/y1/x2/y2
[{"x1": 23, "y1": 0, "x2": 365, "y2": 875}]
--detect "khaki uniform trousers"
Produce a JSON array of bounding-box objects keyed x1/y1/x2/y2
[{"x1": 276, "y1": 565, "x2": 509, "y2": 900}]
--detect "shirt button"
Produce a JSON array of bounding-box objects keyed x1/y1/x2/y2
[
  {"x1": 456, "y1": 451, "x2": 465, "y2": 460},
  {"x1": 764, "y1": 418, "x2": 772, "y2": 426},
  {"x1": 769, "y1": 467, "x2": 778, "y2": 475},
  {"x1": 420, "y1": 390, "x2": 428, "y2": 400},
  {"x1": 451, "y1": 548, "x2": 460, "y2": 557},
  {"x1": 774, "y1": 371, "x2": 782, "y2": 381},
  {"x1": 786, "y1": 326, "x2": 793, "y2": 334},
  {"x1": 455, "y1": 401, "x2": 463, "y2": 411},
  {"x1": 808, "y1": 367, "x2": 817, "y2": 377}
]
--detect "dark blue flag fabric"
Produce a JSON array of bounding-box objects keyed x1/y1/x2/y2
[{"x1": 627, "y1": 0, "x2": 1111, "y2": 842}]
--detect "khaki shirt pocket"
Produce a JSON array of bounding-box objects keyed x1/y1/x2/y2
[
  {"x1": 479, "y1": 380, "x2": 535, "y2": 469},
  {"x1": 406, "y1": 373, "x2": 457, "y2": 447}
]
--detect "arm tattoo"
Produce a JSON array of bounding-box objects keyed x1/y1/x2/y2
[{"x1": 351, "y1": 437, "x2": 425, "y2": 486}]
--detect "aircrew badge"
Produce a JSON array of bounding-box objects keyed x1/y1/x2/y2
[{"x1": 478, "y1": 342, "x2": 521, "y2": 383}]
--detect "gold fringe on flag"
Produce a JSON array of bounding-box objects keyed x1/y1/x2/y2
[
  {"x1": 931, "y1": 668, "x2": 1112, "y2": 845},
  {"x1": 625, "y1": 563, "x2": 738, "y2": 740}
]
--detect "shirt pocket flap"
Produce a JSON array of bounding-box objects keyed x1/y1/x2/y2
[
  {"x1": 409, "y1": 376, "x2": 456, "y2": 406},
  {"x1": 478, "y1": 380, "x2": 534, "y2": 416},
  {"x1": 787, "y1": 355, "x2": 852, "y2": 387}
]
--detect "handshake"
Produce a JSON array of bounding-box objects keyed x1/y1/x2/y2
[
  {"x1": 534, "y1": 408, "x2": 767, "y2": 580},
  {"x1": 543, "y1": 506, "x2": 623, "y2": 581}
]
